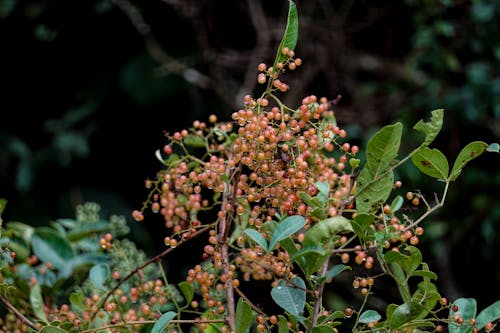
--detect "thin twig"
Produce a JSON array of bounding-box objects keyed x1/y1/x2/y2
[
  {"x1": 233, "y1": 286, "x2": 267, "y2": 316},
  {"x1": 91, "y1": 225, "x2": 212, "y2": 320},
  {"x1": 0, "y1": 296, "x2": 39, "y2": 331}
]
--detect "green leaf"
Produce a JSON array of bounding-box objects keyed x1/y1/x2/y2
[
  {"x1": 235, "y1": 298, "x2": 253, "y2": 333},
  {"x1": 151, "y1": 311, "x2": 176, "y2": 333},
  {"x1": 312, "y1": 325, "x2": 336, "y2": 333},
  {"x1": 359, "y1": 310, "x2": 382, "y2": 324},
  {"x1": 476, "y1": 300, "x2": 500, "y2": 330},
  {"x1": 449, "y1": 298, "x2": 477, "y2": 333},
  {"x1": 66, "y1": 221, "x2": 113, "y2": 242},
  {"x1": 278, "y1": 315, "x2": 290, "y2": 333},
  {"x1": 449, "y1": 141, "x2": 488, "y2": 181},
  {"x1": 39, "y1": 327, "x2": 68, "y2": 333},
  {"x1": 183, "y1": 134, "x2": 206, "y2": 148},
  {"x1": 413, "y1": 109, "x2": 444, "y2": 146},
  {"x1": 60, "y1": 253, "x2": 108, "y2": 278},
  {"x1": 315, "y1": 181, "x2": 329, "y2": 196},
  {"x1": 0, "y1": 198, "x2": 6, "y2": 216},
  {"x1": 89, "y1": 263, "x2": 109, "y2": 290},
  {"x1": 271, "y1": 276, "x2": 306, "y2": 319},
  {"x1": 243, "y1": 229, "x2": 268, "y2": 252},
  {"x1": 356, "y1": 123, "x2": 402, "y2": 213},
  {"x1": 411, "y1": 147, "x2": 449, "y2": 179},
  {"x1": 391, "y1": 195, "x2": 404, "y2": 213},
  {"x1": 486, "y1": 143, "x2": 499, "y2": 152},
  {"x1": 273, "y1": 0, "x2": 299, "y2": 67},
  {"x1": 303, "y1": 216, "x2": 352, "y2": 248},
  {"x1": 178, "y1": 281, "x2": 194, "y2": 305},
  {"x1": 402, "y1": 246, "x2": 422, "y2": 275},
  {"x1": 69, "y1": 291, "x2": 85, "y2": 314},
  {"x1": 389, "y1": 302, "x2": 424, "y2": 329},
  {"x1": 31, "y1": 228, "x2": 75, "y2": 270},
  {"x1": 30, "y1": 283, "x2": 48, "y2": 324},
  {"x1": 268, "y1": 215, "x2": 306, "y2": 251},
  {"x1": 325, "y1": 264, "x2": 351, "y2": 281},
  {"x1": 412, "y1": 270, "x2": 438, "y2": 280}
]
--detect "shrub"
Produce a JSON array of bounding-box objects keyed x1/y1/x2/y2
[{"x1": 1, "y1": 1, "x2": 499, "y2": 333}]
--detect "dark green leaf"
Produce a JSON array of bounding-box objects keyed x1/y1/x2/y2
[
  {"x1": 235, "y1": 298, "x2": 253, "y2": 333},
  {"x1": 151, "y1": 311, "x2": 176, "y2": 333},
  {"x1": 243, "y1": 229, "x2": 268, "y2": 252},
  {"x1": 66, "y1": 221, "x2": 112, "y2": 242},
  {"x1": 31, "y1": 228, "x2": 75, "y2": 270},
  {"x1": 476, "y1": 300, "x2": 500, "y2": 330},
  {"x1": 269, "y1": 215, "x2": 306, "y2": 251},
  {"x1": 412, "y1": 147, "x2": 449, "y2": 179},
  {"x1": 0, "y1": 198, "x2": 6, "y2": 216},
  {"x1": 178, "y1": 281, "x2": 194, "y2": 305},
  {"x1": 271, "y1": 276, "x2": 306, "y2": 319},
  {"x1": 449, "y1": 141, "x2": 488, "y2": 181},
  {"x1": 312, "y1": 325, "x2": 336, "y2": 333},
  {"x1": 449, "y1": 298, "x2": 476, "y2": 333},
  {"x1": 89, "y1": 263, "x2": 109, "y2": 290}
]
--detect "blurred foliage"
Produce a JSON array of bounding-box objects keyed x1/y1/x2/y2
[{"x1": 0, "y1": 0, "x2": 498, "y2": 309}]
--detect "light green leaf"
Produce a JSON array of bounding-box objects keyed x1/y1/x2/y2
[
  {"x1": 236, "y1": 298, "x2": 253, "y2": 333},
  {"x1": 449, "y1": 141, "x2": 488, "y2": 181},
  {"x1": 359, "y1": 310, "x2": 382, "y2": 324},
  {"x1": 476, "y1": 300, "x2": 500, "y2": 330},
  {"x1": 268, "y1": 215, "x2": 306, "y2": 251},
  {"x1": 413, "y1": 109, "x2": 444, "y2": 146},
  {"x1": 30, "y1": 283, "x2": 48, "y2": 324},
  {"x1": 271, "y1": 276, "x2": 306, "y2": 319},
  {"x1": 273, "y1": 0, "x2": 299, "y2": 67},
  {"x1": 151, "y1": 311, "x2": 176, "y2": 333},
  {"x1": 412, "y1": 147, "x2": 449, "y2": 179},
  {"x1": 243, "y1": 229, "x2": 268, "y2": 252},
  {"x1": 89, "y1": 263, "x2": 109, "y2": 290}
]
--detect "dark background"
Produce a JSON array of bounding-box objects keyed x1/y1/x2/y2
[{"x1": 1, "y1": 0, "x2": 499, "y2": 311}]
